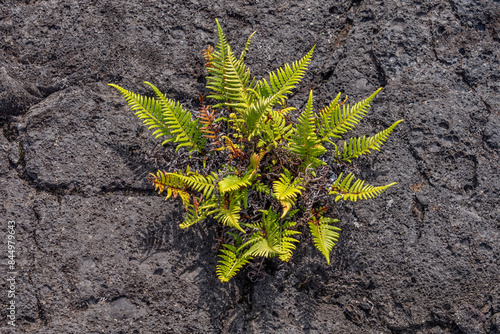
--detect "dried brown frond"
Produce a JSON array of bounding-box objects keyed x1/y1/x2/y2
[
  {"x1": 199, "y1": 105, "x2": 223, "y2": 147},
  {"x1": 203, "y1": 45, "x2": 214, "y2": 68}
]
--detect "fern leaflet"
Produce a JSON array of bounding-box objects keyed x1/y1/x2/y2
[
  {"x1": 339, "y1": 119, "x2": 403, "y2": 162},
  {"x1": 145, "y1": 82, "x2": 206, "y2": 153},
  {"x1": 239, "y1": 31, "x2": 256, "y2": 62},
  {"x1": 243, "y1": 209, "x2": 288, "y2": 258},
  {"x1": 288, "y1": 91, "x2": 326, "y2": 169},
  {"x1": 252, "y1": 180, "x2": 271, "y2": 195},
  {"x1": 206, "y1": 19, "x2": 231, "y2": 105},
  {"x1": 217, "y1": 242, "x2": 252, "y2": 283},
  {"x1": 277, "y1": 212, "x2": 301, "y2": 262},
  {"x1": 308, "y1": 216, "x2": 341, "y2": 265},
  {"x1": 329, "y1": 172, "x2": 397, "y2": 202},
  {"x1": 180, "y1": 197, "x2": 217, "y2": 229},
  {"x1": 219, "y1": 174, "x2": 251, "y2": 194},
  {"x1": 164, "y1": 166, "x2": 216, "y2": 198},
  {"x1": 256, "y1": 46, "x2": 315, "y2": 107},
  {"x1": 319, "y1": 88, "x2": 382, "y2": 143},
  {"x1": 222, "y1": 44, "x2": 253, "y2": 111},
  {"x1": 149, "y1": 170, "x2": 190, "y2": 209},
  {"x1": 109, "y1": 84, "x2": 171, "y2": 141},
  {"x1": 273, "y1": 169, "x2": 305, "y2": 217},
  {"x1": 212, "y1": 193, "x2": 245, "y2": 233}
]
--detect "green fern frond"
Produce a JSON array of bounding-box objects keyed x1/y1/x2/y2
[
  {"x1": 180, "y1": 207, "x2": 207, "y2": 229},
  {"x1": 221, "y1": 44, "x2": 253, "y2": 111},
  {"x1": 273, "y1": 169, "x2": 305, "y2": 217},
  {"x1": 108, "y1": 84, "x2": 171, "y2": 141},
  {"x1": 239, "y1": 31, "x2": 256, "y2": 62},
  {"x1": 213, "y1": 193, "x2": 245, "y2": 233},
  {"x1": 145, "y1": 82, "x2": 206, "y2": 153},
  {"x1": 329, "y1": 172, "x2": 397, "y2": 202},
  {"x1": 256, "y1": 45, "x2": 315, "y2": 106},
  {"x1": 243, "y1": 209, "x2": 288, "y2": 258},
  {"x1": 219, "y1": 174, "x2": 252, "y2": 194},
  {"x1": 319, "y1": 88, "x2": 382, "y2": 142},
  {"x1": 206, "y1": 19, "x2": 230, "y2": 105},
  {"x1": 287, "y1": 91, "x2": 327, "y2": 169},
  {"x1": 242, "y1": 97, "x2": 272, "y2": 135},
  {"x1": 150, "y1": 170, "x2": 217, "y2": 229},
  {"x1": 308, "y1": 216, "x2": 341, "y2": 265},
  {"x1": 339, "y1": 119, "x2": 404, "y2": 162},
  {"x1": 271, "y1": 114, "x2": 293, "y2": 141},
  {"x1": 322, "y1": 92, "x2": 343, "y2": 114},
  {"x1": 180, "y1": 197, "x2": 217, "y2": 229},
  {"x1": 252, "y1": 180, "x2": 271, "y2": 195},
  {"x1": 245, "y1": 236, "x2": 286, "y2": 258},
  {"x1": 217, "y1": 243, "x2": 252, "y2": 282},
  {"x1": 149, "y1": 170, "x2": 190, "y2": 209},
  {"x1": 165, "y1": 166, "x2": 216, "y2": 198},
  {"x1": 207, "y1": 20, "x2": 255, "y2": 111},
  {"x1": 277, "y1": 218, "x2": 301, "y2": 262},
  {"x1": 259, "y1": 111, "x2": 294, "y2": 148},
  {"x1": 273, "y1": 170, "x2": 305, "y2": 201}
]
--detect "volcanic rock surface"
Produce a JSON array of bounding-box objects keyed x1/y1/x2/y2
[{"x1": 1, "y1": 0, "x2": 499, "y2": 333}]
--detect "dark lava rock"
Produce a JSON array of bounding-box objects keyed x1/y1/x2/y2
[
  {"x1": 491, "y1": 313, "x2": 500, "y2": 332},
  {"x1": 454, "y1": 304, "x2": 486, "y2": 334},
  {"x1": 22, "y1": 83, "x2": 158, "y2": 194},
  {"x1": 0, "y1": 0, "x2": 499, "y2": 333},
  {"x1": 0, "y1": 67, "x2": 43, "y2": 116},
  {"x1": 0, "y1": 132, "x2": 10, "y2": 175}
]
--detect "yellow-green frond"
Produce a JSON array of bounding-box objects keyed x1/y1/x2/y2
[
  {"x1": 179, "y1": 197, "x2": 217, "y2": 229},
  {"x1": 319, "y1": 88, "x2": 382, "y2": 142},
  {"x1": 109, "y1": 84, "x2": 171, "y2": 140},
  {"x1": 252, "y1": 180, "x2": 271, "y2": 195},
  {"x1": 243, "y1": 96, "x2": 273, "y2": 135},
  {"x1": 308, "y1": 217, "x2": 341, "y2": 265},
  {"x1": 239, "y1": 30, "x2": 256, "y2": 62},
  {"x1": 339, "y1": 119, "x2": 403, "y2": 162},
  {"x1": 217, "y1": 244, "x2": 252, "y2": 282},
  {"x1": 144, "y1": 82, "x2": 206, "y2": 153},
  {"x1": 273, "y1": 169, "x2": 305, "y2": 217},
  {"x1": 206, "y1": 19, "x2": 230, "y2": 105},
  {"x1": 207, "y1": 21, "x2": 255, "y2": 111},
  {"x1": 244, "y1": 209, "x2": 288, "y2": 258},
  {"x1": 219, "y1": 174, "x2": 251, "y2": 194},
  {"x1": 329, "y1": 172, "x2": 397, "y2": 202},
  {"x1": 277, "y1": 219, "x2": 301, "y2": 262},
  {"x1": 165, "y1": 167, "x2": 215, "y2": 198},
  {"x1": 149, "y1": 170, "x2": 190, "y2": 209},
  {"x1": 222, "y1": 44, "x2": 252, "y2": 110},
  {"x1": 287, "y1": 91, "x2": 326, "y2": 169},
  {"x1": 256, "y1": 45, "x2": 315, "y2": 106},
  {"x1": 213, "y1": 194, "x2": 245, "y2": 233}
]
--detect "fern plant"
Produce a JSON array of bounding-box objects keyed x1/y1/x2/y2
[{"x1": 109, "y1": 20, "x2": 403, "y2": 283}]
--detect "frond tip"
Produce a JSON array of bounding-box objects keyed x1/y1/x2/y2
[
  {"x1": 273, "y1": 169, "x2": 305, "y2": 217},
  {"x1": 287, "y1": 90, "x2": 327, "y2": 169},
  {"x1": 318, "y1": 88, "x2": 383, "y2": 142},
  {"x1": 308, "y1": 216, "x2": 341, "y2": 265},
  {"x1": 216, "y1": 244, "x2": 252, "y2": 282},
  {"x1": 329, "y1": 172, "x2": 397, "y2": 202},
  {"x1": 339, "y1": 119, "x2": 404, "y2": 162},
  {"x1": 108, "y1": 84, "x2": 171, "y2": 141}
]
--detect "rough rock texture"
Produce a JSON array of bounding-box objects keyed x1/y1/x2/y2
[{"x1": 0, "y1": 0, "x2": 499, "y2": 333}]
